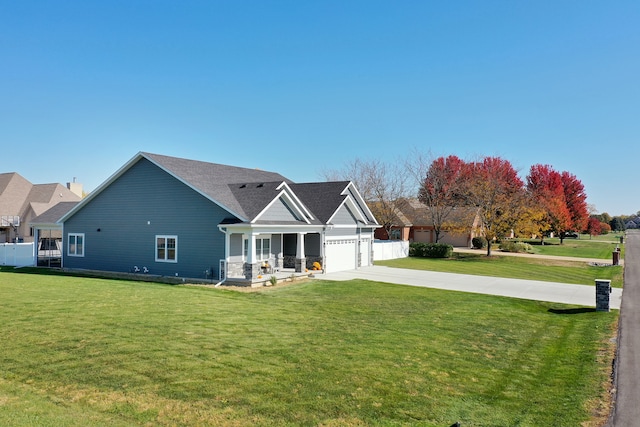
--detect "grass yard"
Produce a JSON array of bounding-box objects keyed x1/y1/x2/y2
[
  {"x1": 377, "y1": 253, "x2": 624, "y2": 288},
  {"x1": 0, "y1": 268, "x2": 618, "y2": 426},
  {"x1": 522, "y1": 237, "x2": 624, "y2": 259}
]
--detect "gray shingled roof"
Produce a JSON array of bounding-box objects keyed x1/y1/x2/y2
[
  {"x1": 290, "y1": 181, "x2": 353, "y2": 224},
  {"x1": 144, "y1": 154, "x2": 377, "y2": 225},
  {"x1": 31, "y1": 202, "x2": 80, "y2": 225},
  {"x1": 228, "y1": 181, "x2": 286, "y2": 221},
  {"x1": 143, "y1": 152, "x2": 291, "y2": 220}
]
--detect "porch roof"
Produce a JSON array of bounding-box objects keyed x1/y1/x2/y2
[{"x1": 30, "y1": 202, "x2": 80, "y2": 228}]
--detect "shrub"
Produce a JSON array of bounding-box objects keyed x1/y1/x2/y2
[
  {"x1": 499, "y1": 241, "x2": 533, "y2": 253},
  {"x1": 409, "y1": 242, "x2": 453, "y2": 258},
  {"x1": 472, "y1": 237, "x2": 487, "y2": 249}
]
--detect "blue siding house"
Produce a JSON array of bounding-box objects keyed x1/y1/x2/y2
[{"x1": 60, "y1": 152, "x2": 379, "y2": 283}]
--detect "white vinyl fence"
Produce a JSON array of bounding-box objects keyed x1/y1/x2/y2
[
  {"x1": 0, "y1": 243, "x2": 35, "y2": 267},
  {"x1": 373, "y1": 240, "x2": 409, "y2": 261}
]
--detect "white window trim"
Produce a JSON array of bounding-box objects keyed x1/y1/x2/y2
[
  {"x1": 67, "y1": 233, "x2": 85, "y2": 257},
  {"x1": 244, "y1": 236, "x2": 271, "y2": 262},
  {"x1": 156, "y1": 235, "x2": 178, "y2": 263}
]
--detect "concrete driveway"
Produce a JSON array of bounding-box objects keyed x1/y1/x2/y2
[{"x1": 322, "y1": 265, "x2": 622, "y2": 309}]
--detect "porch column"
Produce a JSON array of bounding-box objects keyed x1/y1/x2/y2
[
  {"x1": 295, "y1": 232, "x2": 306, "y2": 272},
  {"x1": 222, "y1": 229, "x2": 230, "y2": 280},
  {"x1": 244, "y1": 233, "x2": 260, "y2": 279},
  {"x1": 246, "y1": 233, "x2": 256, "y2": 264}
]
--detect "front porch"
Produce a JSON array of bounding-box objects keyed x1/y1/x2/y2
[{"x1": 218, "y1": 229, "x2": 325, "y2": 283}]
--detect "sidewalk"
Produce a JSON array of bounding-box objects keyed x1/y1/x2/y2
[
  {"x1": 322, "y1": 265, "x2": 622, "y2": 309},
  {"x1": 453, "y1": 247, "x2": 624, "y2": 266}
]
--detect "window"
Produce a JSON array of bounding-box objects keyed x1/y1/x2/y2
[
  {"x1": 390, "y1": 229, "x2": 401, "y2": 240},
  {"x1": 68, "y1": 233, "x2": 84, "y2": 257},
  {"x1": 243, "y1": 237, "x2": 271, "y2": 261},
  {"x1": 156, "y1": 235, "x2": 177, "y2": 262}
]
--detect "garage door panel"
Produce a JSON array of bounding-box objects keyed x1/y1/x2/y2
[{"x1": 325, "y1": 239, "x2": 357, "y2": 273}]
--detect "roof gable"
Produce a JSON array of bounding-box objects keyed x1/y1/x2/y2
[
  {"x1": 229, "y1": 181, "x2": 318, "y2": 224},
  {"x1": 61, "y1": 152, "x2": 293, "y2": 223},
  {"x1": 0, "y1": 172, "x2": 33, "y2": 215},
  {"x1": 291, "y1": 181, "x2": 378, "y2": 226}
]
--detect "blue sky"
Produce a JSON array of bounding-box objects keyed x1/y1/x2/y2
[{"x1": 2, "y1": 1, "x2": 638, "y2": 216}]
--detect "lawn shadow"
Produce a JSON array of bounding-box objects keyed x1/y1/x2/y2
[
  {"x1": 450, "y1": 252, "x2": 489, "y2": 261},
  {"x1": 548, "y1": 307, "x2": 596, "y2": 315}
]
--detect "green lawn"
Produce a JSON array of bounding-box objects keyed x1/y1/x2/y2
[
  {"x1": 522, "y1": 236, "x2": 624, "y2": 259},
  {"x1": 0, "y1": 268, "x2": 617, "y2": 426},
  {"x1": 377, "y1": 253, "x2": 624, "y2": 288}
]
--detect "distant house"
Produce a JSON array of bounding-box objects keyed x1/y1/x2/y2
[
  {"x1": 59, "y1": 152, "x2": 379, "y2": 282},
  {"x1": 0, "y1": 172, "x2": 82, "y2": 243},
  {"x1": 30, "y1": 201, "x2": 80, "y2": 267},
  {"x1": 624, "y1": 217, "x2": 640, "y2": 229},
  {"x1": 374, "y1": 198, "x2": 479, "y2": 247}
]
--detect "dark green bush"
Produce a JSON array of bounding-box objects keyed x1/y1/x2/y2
[
  {"x1": 472, "y1": 236, "x2": 487, "y2": 249},
  {"x1": 409, "y1": 242, "x2": 453, "y2": 258}
]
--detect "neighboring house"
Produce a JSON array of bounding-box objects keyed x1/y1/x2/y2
[
  {"x1": 625, "y1": 218, "x2": 640, "y2": 229},
  {"x1": 59, "y1": 152, "x2": 379, "y2": 282},
  {"x1": 369, "y1": 200, "x2": 413, "y2": 242},
  {"x1": 0, "y1": 172, "x2": 82, "y2": 243},
  {"x1": 374, "y1": 198, "x2": 479, "y2": 247},
  {"x1": 30, "y1": 201, "x2": 80, "y2": 267}
]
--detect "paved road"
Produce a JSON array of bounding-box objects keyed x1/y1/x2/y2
[
  {"x1": 323, "y1": 265, "x2": 622, "y2": 309},
  {"x1": 608, "y1": 230, "x2": 640, "y2": 426}
]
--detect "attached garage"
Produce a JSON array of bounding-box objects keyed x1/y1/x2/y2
[
  {"x1": 440, "y1": 233, "x2": 470, "y2": 247},
  {"x1": 413, "y1": 228, "x2": 470, "y2": 247},
  {"x1": 414, "y1": 229, "x2": 432, "y2": 243},
  {"x1": 324, "y1": 238, "x2": 357, "y2": 273}
]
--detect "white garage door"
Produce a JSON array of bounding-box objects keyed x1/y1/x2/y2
[{"x1": 325, "y1": 239, "x2": 357, "y2": 273}]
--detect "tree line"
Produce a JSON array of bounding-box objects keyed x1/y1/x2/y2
[{"x1": 323, "y1": 152, "x2": 593, "y2": 256}]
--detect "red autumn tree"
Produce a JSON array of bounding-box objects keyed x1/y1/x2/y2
[
  {"x1": 462, "y1": 157, "x2": 525, "y2": 256},
  {"x1": 418, "y1": 155, "x2": 468, "y2": 243},
  {"x1": 561, "y1": 171, "x2": 589, "y2": 235},
  {"x1": 586, "y1": 216, "x2": 602, "y2": 238},
  {"x1": 526, "y1": 164, "x2": 572, "y2": 243}
]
